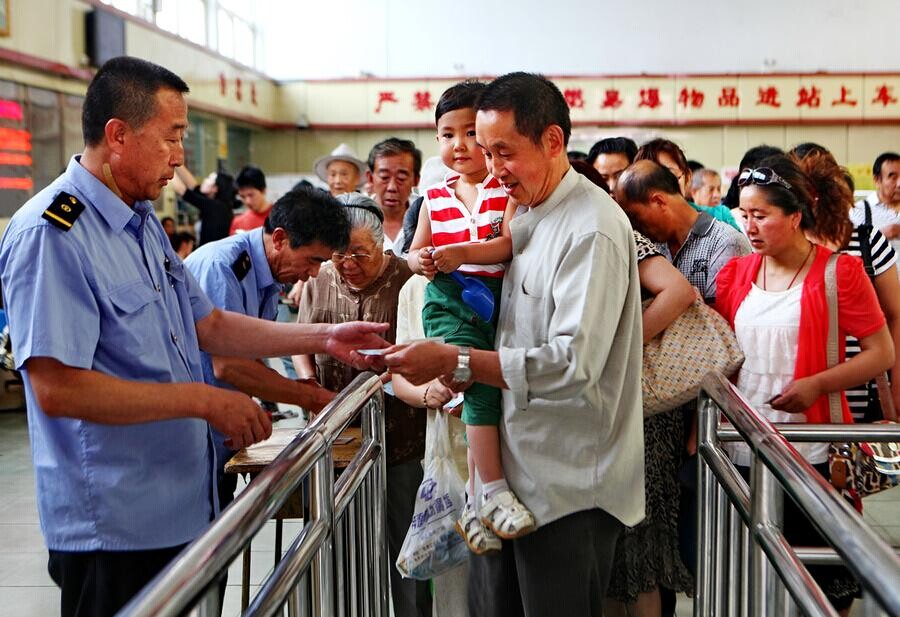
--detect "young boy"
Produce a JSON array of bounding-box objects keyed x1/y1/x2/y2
[{"x1": 407, "y1": 81, "x2": 535, "y2": 554}]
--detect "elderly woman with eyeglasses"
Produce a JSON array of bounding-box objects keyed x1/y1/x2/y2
[
  {"x1": 292, "y1": 191, "x2": 428, "y2": 617},
  {"x1": 716, "y1": 154, "x2": 894, "y2": 615}
]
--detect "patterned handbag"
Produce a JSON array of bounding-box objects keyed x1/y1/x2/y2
[
  {"x1": 823, "y1": 254, "x2": 900, "y2": 509},
  {"x1": 641, "y1": 298, "x2": 745, "y2": 417}
]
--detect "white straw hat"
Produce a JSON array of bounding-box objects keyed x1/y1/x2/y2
[{"x1": 314, "y1": 143, "x2": 367, "y2": 187}]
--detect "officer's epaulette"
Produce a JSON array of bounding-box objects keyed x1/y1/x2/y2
[
  {"x1": 231, "y1": 251, "x2": 252, "y2": 281},
  {"x1": 42, "y1": 192, "x2": 85, "y2": 232}
]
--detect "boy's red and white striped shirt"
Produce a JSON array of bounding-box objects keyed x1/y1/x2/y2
[{"x1": 424, "y1": 172, "x2": 507, "y2": 278}]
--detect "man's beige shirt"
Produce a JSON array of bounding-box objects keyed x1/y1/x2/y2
[{"x1": 496, "y1": 167, "x2": 646, "y2": 528}]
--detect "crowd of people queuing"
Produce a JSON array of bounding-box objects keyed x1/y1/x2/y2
[{"x1": 0, "y1": 55, "x2": 898, "y2": 617}]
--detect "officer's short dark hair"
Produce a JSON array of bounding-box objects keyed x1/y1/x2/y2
[
  {"x1": 82, "y1": 56, "x2": 189, "y2": 147},
  {"x1": 236, "y1": 166, "x2": 266, "y2": 191},
  {"x1": 873, "y1": 152, "x2": 900, "y2": 177},
  {"x1": 435, "y1": 80, "x2": 486, "y2": 126},
  {"x1": 587, "y1": 137, "x2": 638, "y2": 165},
  {"x1": 367, "y1": 138, "x2": 422, "y2": 177},
  {"x1": 264, "y1": 186, "x2": 350, "y2": 251},
  {"x1": 477, "y1": 72, "x2": 571, "y2": 146}
]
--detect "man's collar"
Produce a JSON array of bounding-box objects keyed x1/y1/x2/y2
[
  {"x1": 690, "y1": 210, "x2": 716, "y2": 237},
  {"x1": 517, "y1": 165, "x2": 577, "y2": 222},
  {"x1": 67, "y1": 156, "x2": 139, "y2": 232},
  {"x1": 248, "y1": 227, "x2": 276, "y2": 292}
]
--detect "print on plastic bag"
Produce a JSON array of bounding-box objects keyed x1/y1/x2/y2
[{"x1": 395, "y1": 411, "x2": 468, "y2": 580}]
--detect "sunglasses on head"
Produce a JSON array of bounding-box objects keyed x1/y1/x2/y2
[{"x1": 736, "y1": 167, "x2": 793, "y2": 191}]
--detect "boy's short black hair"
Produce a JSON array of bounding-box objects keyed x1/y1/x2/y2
[
  {"x1": 236, "y1": 165, "x2": 266, "y2": 191},
  {"x1": 264, "y1": 185, "x2": 350, "y2": 251},
  {"x1": 435, "y1": 80, "x2": 486, "y2": 126}
]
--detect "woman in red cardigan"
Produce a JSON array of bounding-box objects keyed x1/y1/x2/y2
[{"x1": 715, "y1": 153, "x2": 893, "y2": 614}]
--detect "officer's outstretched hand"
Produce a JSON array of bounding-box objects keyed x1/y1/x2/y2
[
  {"x1": 204, "y1": 387, "x2": 273, "y2": 450},
  {"x1": 325, "y1": 321, "x2": 390, "y2": 370}
]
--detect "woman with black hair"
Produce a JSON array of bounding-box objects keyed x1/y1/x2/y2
[
  {"x1": 788, "y1": 145, "x2": 900, "y2": 422},
  {"x1": 717, "y1": 153, "x2": 894, "y2": 614}
]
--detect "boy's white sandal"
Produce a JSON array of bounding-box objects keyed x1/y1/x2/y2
[
  {"x1": 456, "y1": 501, "x2": 501, "y2": 555},
  {"x1": 479, "y1": 489, "x2": 536, "y2": 540}
]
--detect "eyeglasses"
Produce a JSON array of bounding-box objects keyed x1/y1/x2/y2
[
  {"x1": 331, "y1": 252, "x2": 372, "y2": 264},
  {"x1": 737, "y1": 167, "x2": 793, "y2": 191}
]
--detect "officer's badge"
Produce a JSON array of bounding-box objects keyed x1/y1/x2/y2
[
  {"x1": 42, "y1": 192, "x2": 84, "y2": 231},
  {"x1": 231, "y1": 251, "x2": 252, "y2": 281}
]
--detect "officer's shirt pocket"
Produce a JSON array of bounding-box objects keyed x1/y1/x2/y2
[
  {"x1": 100, "y1": 280, "x2": 164, "y2": 354},
  {"x1": 108, "y1": 280, "x2": 160, "y2": 314}
]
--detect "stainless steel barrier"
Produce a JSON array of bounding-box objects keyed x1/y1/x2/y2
[
  {"x1": 697, "y1": 372, "x2": 900, "y2": 617},
  {"x1": 116, "y1": 372, "x2": 390, "y2": 617}
]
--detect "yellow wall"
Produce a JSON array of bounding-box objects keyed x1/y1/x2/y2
[
  {"x1": 250, "y1": 128, "x2": 440, "y2": 176},
  {"x1": 0, "y1": 0, "x2": 896, "y2": 190},
  {"x1": 0, "y1": 0, "x2": 279, "y2": 124},
  {"x1": 249, "y1": 124, "x2": 900, "y2": 189}
]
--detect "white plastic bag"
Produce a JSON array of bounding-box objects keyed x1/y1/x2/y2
[{"x1": 395, "y1": 410, "x2": 468, "y2": 580}]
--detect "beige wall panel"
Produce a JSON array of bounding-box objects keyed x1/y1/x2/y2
[
  {"x1": 275, "y1": 82, "x2": 307, "y2": 125},
  {"x1": 305, "y1": 83, "x2": 368, "y2": 126},
  {"x1": 847, "y1": 125, "x2": 900, "y2": 168},
  {"x1": 250, "y1": 129, "x2": 298, "y2": 173},
  {"x1": 125, "y1": 22, "x2": 277, "y2": 121},
  {"x1": 783, "y1": 125, "x2": 849, "y2": 162},
  {"x1": 722, "y1": 125, "x2": 787, "y2": 167},
  {"x1": 638, "y1": 126, "x2": 726, "y2": 169},
  {"x1": 2, "y1": 0, "x2": 83, "y2": 67},
  {"x1": 251, "y1": 128, "x2": 442, "y2": 175}
]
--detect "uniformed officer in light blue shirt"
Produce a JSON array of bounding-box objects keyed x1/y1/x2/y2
[
  {"x1": 0, "y1": 56, "x2": 388, "y2": 617},
  {"x1": 185, "y1": 186, "x2": 352, "y2": 506}
]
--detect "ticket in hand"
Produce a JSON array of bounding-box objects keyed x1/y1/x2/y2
[
  {"x1": 444, "y1": 393, "x2": 464, "y2": 411},
  {"x1": 358, "y1": 337, "x2": 445, "y2": 356}
]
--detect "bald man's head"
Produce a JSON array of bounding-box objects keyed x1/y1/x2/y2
[{"x1": 614, "y1": 159, "x2": 682, "y2": 208}]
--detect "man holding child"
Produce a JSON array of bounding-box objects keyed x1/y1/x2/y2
[{"x1": 386, "y1": 72, "x2": 645, "y2": 617}]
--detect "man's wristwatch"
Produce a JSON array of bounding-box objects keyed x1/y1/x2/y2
[{"x1": 452, "y1": 346, "x2": 472, "y2": 382}]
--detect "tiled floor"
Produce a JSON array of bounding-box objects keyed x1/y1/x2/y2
[
  {"x1": 0, "y1": 406, "x2": 306, "y2": 617},
  {"x1": 1, "y1": 405, "x2": 898, "y2": 616}
]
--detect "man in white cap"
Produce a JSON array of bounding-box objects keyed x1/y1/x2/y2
[{"x1": 314, "y1": 143, "x2": 367, "y2": 197}]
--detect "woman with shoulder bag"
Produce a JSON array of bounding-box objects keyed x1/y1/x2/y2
[
  {"x1": 716, "y1": 153, "x2": 894, "y2": 615},
  {"x1": 790, "y1": 143, "x2": 900, "y2": 421}
]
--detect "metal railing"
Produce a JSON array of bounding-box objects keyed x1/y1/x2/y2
[
  {"x1": 116, "y1": 372, "x2": 390, "y2": 617},
  {"x1": 697, "y1": 372, "x2": 900, "y2": 616}
]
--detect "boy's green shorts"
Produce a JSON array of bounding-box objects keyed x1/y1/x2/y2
[{"x1": 422, "y1": 272, "x2": 502, "y2": 427}]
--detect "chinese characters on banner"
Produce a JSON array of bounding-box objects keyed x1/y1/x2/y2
[
  {"x1": 218, "y1": 72, "x2": 260, "y2": 107},
  {"x1": 304, "y1": 75, "x2": 900, "y2": 127}
]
